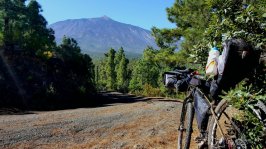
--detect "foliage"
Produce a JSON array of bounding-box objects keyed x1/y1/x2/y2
[
  {"x1": 223, "y1": 82, "x2": 266, "y2": 148},
  {"x1": 153, "y1": 0, "x2": 266, "y2": 65},
  {"x1": 106, "y1": 48, "x2": 116, "y2": 90},
  {"x1": 196, "y1": 0, "x2": 265, "y2": 64},
  {"x1": 95, "y1": 59, "x2": 107, "y2": 90},
  {"x1": 129, "y1": 50, "x2": 160, "y2": 92},
  {"x1": 152, "y1": 0, "x2": 210, "y2": 66},
  {"x1": 0, "y1": 0, "x2": 96, "y2": 108},
  {"x1": 0, "y1": 32, "x2": 3, "y2": 46},
  {"x1": 0, "y1": 0, "x2": 20, "y2": 44},
  {"x1": 0, "y1": 0, "x2": 55, "y2": 54},
  {"x1": 55, "y1": 36, "x2": 95, "y2": 97},
  {"x1": 128, "y1": 46, "x2": 190, "y2": 97},
  {"x1": 115, "y1": 48, "x2": 129, "y2": 92},
  {"x1": 129, "y1": 59, "x2": 158, "y2": 92},
  {"x1": 96, "y1": 47, "x2": 129, "y2": 92},
  {"x1": 24, "y1": 0, "x2": 55, "y2": 55},
  {"x1": 142, "y1": 84, "x2": 163, "y2": 97}
]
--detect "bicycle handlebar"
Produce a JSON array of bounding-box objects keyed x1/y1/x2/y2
[
  {"x1": 164, "y1": 68, "x2": 194, "y2": 76},
  {"x1": 174, "y1": 68, "x2": 194, "y2": 74},
  {"x1": 164, "y1": 68, "x2": 205, "y2": 80},
  {"x1": 164, "y1": 68, "x2": 206, "y2": 86}
]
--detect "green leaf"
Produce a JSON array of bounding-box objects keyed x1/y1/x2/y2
[{"x1": 246, "y1": 17, "x2": 250, "y2": 23}]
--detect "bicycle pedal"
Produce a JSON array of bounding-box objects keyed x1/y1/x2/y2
[
  {"x1": 178, "y1": 126, "x2": 186, "y2": 131},
  {"x1": 195, "y1": 136, "x2": 206, "y2": 143},
  {"x1": 178, "y1": 128, "x2": 186, "y2": 132}
]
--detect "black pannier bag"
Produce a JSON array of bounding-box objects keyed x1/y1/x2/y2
[
  {"x1": 193, "y1": 88, "x2": 210, "y2": 130},
  {"x1": 210, "y1": 38, "x2": 259, "y2": 100},
  {"x1": 176, "y1": 77, "x2": 190, "y2": 92},
  {"x1": 163, "y1": 71, "x2": 190, "y2": 92},
  {"x1": 163, "y1": 72, "x2": 178, "y2": 88}
]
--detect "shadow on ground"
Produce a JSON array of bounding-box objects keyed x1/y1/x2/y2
[
  {"x1": 87, "y1": 91, "x2": 153, "y2": 107},
  {"x1": 0, "y1": 92, "x2": 168, "y2": 115},
  {"x1": 0, "y1": 108, "x2": 35, "y2": 115}
]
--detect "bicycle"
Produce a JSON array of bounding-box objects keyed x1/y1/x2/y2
[{"x1": 163, "y1": 68, "x2": 266, "y2": 149}]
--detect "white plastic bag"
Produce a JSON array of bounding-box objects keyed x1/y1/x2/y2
[
  {"x1": 206, "y1": 47, "x2": 219, "y2": 76},
  {"x1": 206, "y1": 60, "x2": 218, "y2": 76}
]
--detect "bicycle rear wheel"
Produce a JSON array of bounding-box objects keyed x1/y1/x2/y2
[
  {"x1": 208, "y1": 99, "x2": 243, "y2": 149},
  {"x1": 177, "y1": 99, "x2": 194, "y2": 149}
]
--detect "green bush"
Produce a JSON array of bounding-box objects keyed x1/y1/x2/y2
[
  {"x1": 223, "y1": 82, "x2": 266, "y2": 148},
  {"x1": 142, "y1": 84, "x2": 163, "y2": 97}
]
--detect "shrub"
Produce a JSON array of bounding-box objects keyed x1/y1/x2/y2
[
  {"x1": 142, "y1": 84, "x2": 163, "y2": 97},
  {"x1": 223, "y1": 82, "x2": 266, "y2": 148}
]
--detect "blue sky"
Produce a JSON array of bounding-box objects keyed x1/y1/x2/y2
[{"x1": 36, "y1": 0, "x2": 176, "y2": 30}]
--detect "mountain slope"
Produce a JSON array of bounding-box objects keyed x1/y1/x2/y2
[{"x1": 49, "y1": 16, "x2": 158, "y2": 55}]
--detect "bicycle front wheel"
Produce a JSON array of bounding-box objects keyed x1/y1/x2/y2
[{"x1": 177, "y1": 100, "x2": 194, "y2": 149}]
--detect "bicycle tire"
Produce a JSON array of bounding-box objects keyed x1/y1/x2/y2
[
  {"x1": 177, "y1": 100, "x2": 194, "y2": 149},
  {"x1": 208, "y1": 99, "x2": 241, "y2": 149}
]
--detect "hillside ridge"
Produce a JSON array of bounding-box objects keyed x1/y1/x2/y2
[{"x1": 49, "y1": 16, "x2": 158, "y2": 55}]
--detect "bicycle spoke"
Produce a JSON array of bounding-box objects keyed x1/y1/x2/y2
[{"x1": 208, "y1": 100, "x2": 243, "y2": 149}]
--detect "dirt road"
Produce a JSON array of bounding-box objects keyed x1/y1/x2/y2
[{"x1": 0, "y1": 92, "x2": 199, "y2": 149}]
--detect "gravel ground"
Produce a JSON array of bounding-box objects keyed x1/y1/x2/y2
[{"x1": 0, "y1": 92, "x2": 199, "y2": 149}]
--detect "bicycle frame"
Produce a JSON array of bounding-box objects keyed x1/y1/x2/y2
[
  {"x1": 177, "y1": 84, "x2": 228, "y2": 149},
  {"x1": 196, "y1": 89, "x2": 226, "y2": 138}
]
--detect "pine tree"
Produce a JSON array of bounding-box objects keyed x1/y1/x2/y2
[
  {"x1": 152, "y1": 0, "x2": 265, "y2": 65},
  {"x1": 56, "y1": 36, "x2": 95, "y2": 96},
  {"x1": 106, "y1": 48, "x2": 116, "y2": 90},
  {"x1": 0, "y1": 0, "x2": 23, "y2": 47},
  {"x1": 129, "y1": 48, "x2": 161, "y2": 92},
  {"x1": 97, "y1": 59, "x2": 108, "y2": 90},
  {"x1": 24, "y1": 0, "x2": 55, "y2": 55},
  {"x1": 115, "y1": 47, "x2": 123, "y2": 68},
  {"x1": 152, "y1": 0, "x2": 209, "y2": 50},
  {"x1": 116, "y1": 48, "x2": 129, "y2": 92}
]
